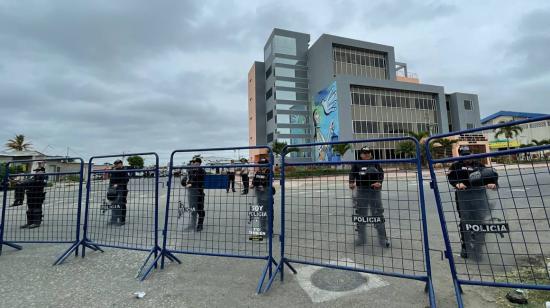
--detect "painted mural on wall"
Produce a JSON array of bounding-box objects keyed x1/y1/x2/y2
[{"x1": 313, "y1": 81, "x2": 339, "y2": 162}]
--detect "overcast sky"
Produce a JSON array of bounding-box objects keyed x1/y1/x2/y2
[{"x1": 0, "y1": 0, "x2": 548, "y2": 161}]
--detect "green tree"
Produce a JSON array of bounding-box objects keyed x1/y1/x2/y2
[
  {"x1": 494, "y1": 124, "x2": 523, "y2": 151},
  {"x1": 407, "y1": 131, "x2": 430, "y2": 143},
  {"x1": 272, "y1": 140, "x2": 299, "y2": 157},
  {"x1": 531, "y1": 139, "x2": 549, "y2": 146},
  {"x1": 407, "y1": 131, "x2": 430, "y2": 165},
  {"x1": 5, "y1": 134, "x2": 32, "y2": 151},
  {"x1": 433, "y1": 138, "x2": 459, "y2": 158},
  {"x1": 396, "y1": 141, "x2": 416, "y2": 158},
  {"x1": 332, "y1": 143, "x2": 352, "y2": 157},
  {"x1": 127, "y1": 155, "x2": 144, "y2": 168}
]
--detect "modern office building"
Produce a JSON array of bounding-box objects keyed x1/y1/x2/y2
[
  {"x1": 481, "y1": 111, "x2": 549, "y2": 151},
  {"x1": 248, "y1": 28, "x2": 481, "y2": 162}
]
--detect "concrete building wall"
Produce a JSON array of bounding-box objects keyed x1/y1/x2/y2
[
  {"x1": 448, "y1": 93, "x2": 481, "y2": 131},
  {"x1": 248, "y1": 62, "x2": 267, "y2": 161}
]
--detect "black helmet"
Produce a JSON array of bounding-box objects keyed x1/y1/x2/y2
[
  {"x1": 193, "y1": 157, "x2": 202, "y2": 164},
  {"x1": 359, "y1": 146, "x2": 373, "y2": 154},
  {"x1": 114, "y1": 159, "x2": 123, "y2": 165},
  {"x1": 258, "y1": 158, "x2": 269, "y2": 164},
  {"x1": 458, "y1": 146, "x2": 471, "y2": 156}
]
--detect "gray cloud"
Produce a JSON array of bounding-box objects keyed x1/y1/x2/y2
[{"x1": 0, "y1": 0, "x2": 548, "y2": 163}]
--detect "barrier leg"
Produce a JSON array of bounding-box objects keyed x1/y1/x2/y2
[
  {"x1": 256, "y1": 257, "x2": 279, "y2": 294},
  {"x1": 1, "y1": 241, "x2": 23, "y2": 253}
]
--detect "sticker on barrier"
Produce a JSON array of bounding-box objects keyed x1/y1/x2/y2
[
  {"x1": 154, "y1": 146, "x2": 277, "y2": 293},
  {"x1": 264, "y1": 138, "x2": 435, "y2": 307},
  {"x1": 426, "y1": 115, "x2": 550, "y2": 307},
  {"x1": 54, "y1": 153, "x2": 162, "y2": 280},
  {"x1": 0, "y1": 158, "x2": 84, "y2": 261}
]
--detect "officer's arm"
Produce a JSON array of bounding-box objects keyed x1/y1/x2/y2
[
  {"x1": 447, "y1": 163, "x2": 460, "y2": 186},
  {"x1": 377, "y1": 164, "x2": 384, "y2": 183},
  {"x1": 348, "y1": 164, "x2": 357, "y2": 184}
]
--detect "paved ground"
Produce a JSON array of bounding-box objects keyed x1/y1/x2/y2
[{"x1": 0, "y1": 166, "x2": 549, "y2": 307}]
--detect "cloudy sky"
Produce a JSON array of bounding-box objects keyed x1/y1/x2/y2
[{"x1": 1, "y1": 0, "x2": 548, "y2": 162}]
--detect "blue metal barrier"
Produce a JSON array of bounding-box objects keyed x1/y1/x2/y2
[
  {"x1": 54, "y1": 153, "x2": 162, "y2": 280},
  {"x1": 149, "y1": 146, "x2": 277, "y2": 293},
  {"x1": 425, "y1": 115, "x2": 550, "y2": 307},
  {"x1": 264, "y1": 137, "x2": 435, "y2": 307},
  {"x1": 0, "y1": 158, "x2": 84, "y2": 263}
]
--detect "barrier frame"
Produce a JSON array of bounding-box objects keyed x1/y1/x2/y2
[
  {"x1": 0, "y1": 157, "x2": 84, "y2": 264},
  {"x1": 264, "y1": 137, "x2": 435, "y2": 307},
  {"x1": 54, "y1": 153, "x2": 162, "y2": 280},
  {"x1": 425, "y1": 115, "x2": 550, "y2": 308},
  {"x1": 150, "y1": 146, "x2": 277, "y2": 294}
]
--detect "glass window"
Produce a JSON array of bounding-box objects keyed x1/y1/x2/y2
[
  {"x1": 264, "y1": 43, "x2": 272, "y2": 61},
  {"x1": 464, "y1": 100, "x2": 473, "y2": 110},
  {"x1": 275, "y1": 67, "x2": 295, "y2": 78},
  {"x1": 277, "y1": 128, "x2": 309, "y2": 135},
  {"x1": 276, "y1": 103, "x2": 307, "y2": 111},
  {"x1": 273, "y1": 35, "x2": 297, "y2": 56},
  {"x1": 466, "y1": 123, "x2": 474, "y2": 129},
  {"x1": 265, "y1": 88, "x2": 273, "y2": 100},
  {"x1": 274, "y1": 58, "x2": 305, "y2": 66},
  {"x1": 295, "y1": 70, "x2": 307, "y2": 78},
  {"x1": 275, "y1": 90, "x2": 296, "y2": 101},
  {"x1": 267, "y1": 133, "x2": 273, "y2": 143},
  {"x1": 275, "y1": 80, "x2": 295, "y2": 88},
  {"x1": 267, "y1": 110, "x2": 273, "y2": 121},
  {"x1": 265, "y1": 66, "x2": 272, "y2": 79}
]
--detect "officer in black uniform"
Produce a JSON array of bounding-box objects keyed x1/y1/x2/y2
[
  {"x1": 239, "y1": 158, "x2": 250, "y2": 195},
  {"x1": 349, "y1": 147, "x2": 390, "y2": 248},
  {"x1": 20, "y1": 162, "x2": 48, "y2": 229},
  {"x1": 109, "y1": 159, "x2": 130, "y2": 226},
  {"x1": 10, "y1": 174, "x2": 26, "y2": 207},
  {"x1": 225, "y1": 160, "x2": 236, "y2": 193},
  {"x1": 448, "y1": 145, "x2": 498, "y2": 259},
  {"x1": 250, "y1": 158, "x2": 272, "y2": 236},
  {"x1": 186, "y1": 157, "x2": 206, "y2": 231}
]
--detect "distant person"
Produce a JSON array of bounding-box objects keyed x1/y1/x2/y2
[
  {"x1": 349, "y1": 147, "x2": 390, "y2": 248},
  {"x1": 225, "y1": 160, "x2": 236, "y2": 193},
  {"x1": 185, "y1": 157, "x2": 206, "y2": 232},
  {"x1": 250, "y1": 158, "x2": 273, "y2": 236},
  {"x1": 20, "y1": 162, "x2": 48, "y2": 229},
  {"x1": 238, "y1": 158, "x2": 250, "y2": 195},
  {"x1": 10, "y1": 174, "x2": 26, "y2": 207},
  {"x1": 447, "y1": 146, "x2": 498, "y2": 259},
  {"x1": 109, "y1": 159, "x2": 130, "y2": 226}
]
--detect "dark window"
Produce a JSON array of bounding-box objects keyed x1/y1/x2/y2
[
  {"x1": 265, "y1": 88, "x2": 273, "y2": 100},
  {"x1": 295, "y1": 70, "x2": 308, "y2": 78},
  {"x1": 267, "y1": 110, "x2": 273, "y2": 121},
  {"x1": 466, "y1": 123, "x2": 474, "y2": 129},
  {"x1": 267, "y1": 133, "x2": 273, "y2": 143},
  {"x1": 265, "y1": 66, "x2": 272, "y2": 79},
  {"x1": 296, "y1": 92, "x2": 308, "y2": 101},
  {"x1": 351, "y1": 93, "x2": 360, "y2": 105},
  {"x1": 464, "y1": 100, "x2": 473, "y2": 110}
]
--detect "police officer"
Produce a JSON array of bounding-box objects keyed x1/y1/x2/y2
[
  {"x1": 186, "y1": 157, "x2": 206, "y2": 232},
  {"x1": 448, "y1": 145, "x2": 498, "y2": 259},
  {"x1": 250, "y1": 158, "x2": 272, "y2": 236},
  {"x1": 349, "y1": 147, "x2": 390, "y2": 248},
  {"x1": 109, "y1": 159, "x2": 130, "y2": 226},
  {"x1": 239, "y1": 158, "x2": 250, "y2": 195},
  {"x1": 225, "y1": 160, "x2": 236, "y2": 193},
  {"x1": 20, "y1": 162, "x2": 47, "y2": 229},
  {"x1": 10, "y1": 174, "x2": 26, "y2": 207}
]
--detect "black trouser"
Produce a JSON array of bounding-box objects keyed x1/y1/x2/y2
[
  {"x1": 455, "y1": 188, "x2": 490, "y2": 254},
  {"x1": 189, "y1": 188, "x2": 205, "y2": 226},
  {"x1": 226, "y1": 173, "x2": 235, "y2": 192},
  {"x1": 241, "y1": 174, "x2": 249, "y2": 194},
  {"x1": 111, "y1": 188, "x2": 128, "y2": 223},
  {"x1": 26, "y1": 193, "x2": 45, "y2": 225},
  {"x1": 355, "y1": 187, "x2": 387, "y2": 242}
]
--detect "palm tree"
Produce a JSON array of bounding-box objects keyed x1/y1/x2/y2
[
  {"x1": 407, "y1": 131, "x2": 430, "y2": 165},
  {"x1": 272, "y1": 140, "x2": 299, "y2": 158},
  {"x1": 5, "y1": 134, "x2": 32, "y2": 151},
  {"x1": 433, "y1": 138, "x2": 459, "y2": 158},
  {"x1": 494, "y1": 124, "x2": 523, "y2": 151},
  {"x1": 396, "y1": 141, "x2": 416, "y2": 158},
  {"x1": 332, "y1": 143, "x2": 352, "y2": 158},
  {"x1": 531, "y1": 139, "x2": 549, "y2": 146},
  {"x1": 407, "y1": 131, "x2": 430, "y2": 143}
]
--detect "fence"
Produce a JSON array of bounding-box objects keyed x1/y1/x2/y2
[
  {"x1": 426, "y1": 115, "x2": 550, "y2": 307},
  {"x1": 154, "y1": 146, "x2": 277, "y2": 293},
  {"x1": 0, "y1": 158, "x2": 84, "y2": 264},
  {"x1": 264, "y1": 137, "x2": 435, "y2": 307}
]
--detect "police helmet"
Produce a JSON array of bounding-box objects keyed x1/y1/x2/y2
[
  {"x1": 359, "y1": 146, "x2": 373, "y2": 155},
  {"x1": 258, "y1": 158, "x2": 269, "y2": 164},
  {"x1": 458, "y1": 146, "x2": 471, "y2": 156},
  {"x1": 468, "y1": 167, "x2": 498, "y2": 186}
]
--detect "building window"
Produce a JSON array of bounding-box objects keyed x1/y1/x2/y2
[
  {"x1": 267, "y1": 110, "x2": 273, "y2": 121},
  {"x1": 277, "y1": 128, "x2": 310, "y2": 134},
  {"x1": 464, "y1": 100, "x2": 473, "y2": 110},
  {"x1": 264, "y1": 42, "x2": 272, "y2": 61},
  {"x1": 276, "y1": 103, "x2": 307, "y2": 111},
  {"x1": 353, "y1": 121, "x2": 379, "y2": 133},
  {"x1": 267, "y1": 133, "x2": 273, "y2": 143},
  {"x1": 265, "y1": 66, "x2": 272, "y2": 79},
  {"x1": 277, "y1": 114, "x2": 307, "y2": 124},
  {"x1": 273, "y1": 35, "x2": 297, "y2": 56},
  {"x1": 265, "y1": 88, "x2": 273, "y2": 100},
  {"x1": 275, "y1": 67, "x2": 295, "y2": 78},
  {"x1": 333, "y1": 45, "x2": 387, "y2": 79},
  {"x1": 466, "y1": 123, "x2": 474, "y2": 129}
]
